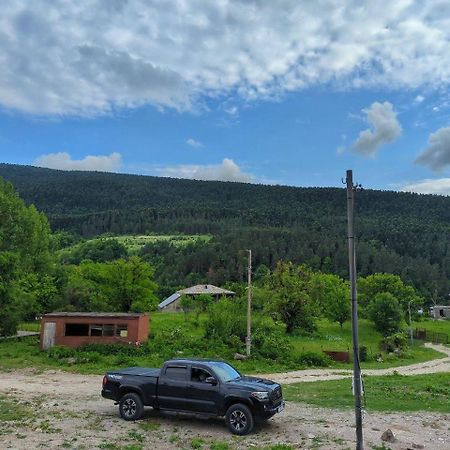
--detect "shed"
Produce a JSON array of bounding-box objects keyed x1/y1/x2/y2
[
  {"x1": 40, "y1": 312, "x2": 149, "y2": 350},
  {"x1": 429, "y1": 305, "x2": 450, "y2": 319},
  {"x1": 158, "y1": 284, "x2": 235, "y2": 312}
]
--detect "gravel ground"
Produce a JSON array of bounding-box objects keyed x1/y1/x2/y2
[{"x1": 0, "y1": 344, "x2": 449, "y2": 450}]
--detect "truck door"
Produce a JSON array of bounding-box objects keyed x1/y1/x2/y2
[
  {"x1": 157, "y1": 364, "x2": 189, "y2": 411},
  {"x1": 186, "y1": 366, "x2": 220, "y2": 414}
]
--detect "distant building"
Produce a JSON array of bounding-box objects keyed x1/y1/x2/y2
[
  {"x1": 158, "y1": 284, "x2": 235, "y2": 312},
  {"x1": 429, "y1": 306, "x2": 450, "y2": 319},
  {"x1": 40, "y1": 312, "x2": 149, "y2": 350}
]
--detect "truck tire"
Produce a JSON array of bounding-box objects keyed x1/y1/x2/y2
[
  {"x1": 119, "y1": 392, "x2": 144, "y2": 421},
  {"x1": 225, "y1": 403, "x2": 254, "y2": 435}
]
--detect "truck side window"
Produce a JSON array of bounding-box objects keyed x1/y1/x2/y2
[
  {"x1": 191, "y1": 367, "x2": 212, "y2": 383},
  {"x1": 165, "y1": 366, "x2": 187, "y2": 380}
]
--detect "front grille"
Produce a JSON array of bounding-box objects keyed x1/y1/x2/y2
[{"x1": 271, "y1": 386, "x2": 282, "y2": 402}]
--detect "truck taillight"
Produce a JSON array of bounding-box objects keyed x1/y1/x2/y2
[{"x1": 102, "y1": 376, "x2": 107, "y2": 387}]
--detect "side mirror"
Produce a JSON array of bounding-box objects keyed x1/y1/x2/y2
[{"x1": 205, "y1": 376, "x2": 218, "y2": 385}]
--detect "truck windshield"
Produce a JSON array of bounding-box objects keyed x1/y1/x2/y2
[{"x1": 207, "y1": 362, "x2": 241, "y2": 382}]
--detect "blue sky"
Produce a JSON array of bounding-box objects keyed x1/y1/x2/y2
[{"x1": 0, "y1": 1, "x2": 450, "y2": 194}]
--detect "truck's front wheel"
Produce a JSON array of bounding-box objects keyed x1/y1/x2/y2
[
  {"x1": 119, "y1": 393, "x2": 144, "y2": 421},
  {"x1": 225, "y1": 403, "x2": 254, "y2": 435}
]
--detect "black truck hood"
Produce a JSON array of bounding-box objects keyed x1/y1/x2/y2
[{"x1": 227, "y1": 376, "x2": 279, "y2": 392}]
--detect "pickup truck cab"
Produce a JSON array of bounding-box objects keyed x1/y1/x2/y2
[{"x1": 102, "y1": 358, "x2": 284, "y2": 435}]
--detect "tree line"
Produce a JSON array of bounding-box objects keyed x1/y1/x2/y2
[{"x1": 1, "y1": 163, "x2": 449, "y2": 304}]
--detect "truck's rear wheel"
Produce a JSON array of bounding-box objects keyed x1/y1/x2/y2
[
  {"x1": 119, "y1": 393, "x2": 144, "y2": 421},
  {"x1": 225, "y1": 403, "x2": 254, "y2": 435}
]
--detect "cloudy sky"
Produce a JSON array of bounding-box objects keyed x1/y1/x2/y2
[{"x1": 1, "y1": 1, "x2": 450, "y2": 194}]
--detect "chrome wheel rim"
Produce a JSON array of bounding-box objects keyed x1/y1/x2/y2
[
  {"x1": 122, "y1": 399, "x2": 137, "y2": 417},
  {"x1": 230, "y1": 410, "x2": 247, "y2": 431}
]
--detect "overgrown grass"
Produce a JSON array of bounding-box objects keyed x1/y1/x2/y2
[
  {"x1": 18, "y1": 322, "x2": 40, "y2": 332},
  {"x1": 4, "y1": 313, "x2": 446, "y2": 376},
  {"x1": 284, "y1": 373, "x2": 450, "y2": 412},
  {"x1": 412, "y1": 318, "x2": 450, "y2": 335}
]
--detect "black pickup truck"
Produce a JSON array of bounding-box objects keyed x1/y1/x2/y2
[{"x1": 102, "y1": 358, "x2": 284, "y2": 435}]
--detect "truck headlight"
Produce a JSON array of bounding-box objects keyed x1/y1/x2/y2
[{"x1": 251, "y1": 391, "x2": 269, "y2": 400}]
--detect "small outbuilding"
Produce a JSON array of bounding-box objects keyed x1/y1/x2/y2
[
  {"x1": 429, "y1": 305, "x2": 450, "y2": 319},
  {"x1": 158, "y1": 284, "x2": 235, "y2": 312},
  {"x1": 40, "y1": 312, "x2": 149, "y2": 350}
]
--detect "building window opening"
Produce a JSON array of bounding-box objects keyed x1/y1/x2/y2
[
  {"x1": 116, "y1": 325, "x2": 128, "y2": 337},
  {"x1": 90, "y1": 324, "x2": 103, "y2": 336},
  {"x1": 65, "y1": 323, "x2": 89, "y2": 336},
  {"x1": 88, "y1": 324, "x2": 115, "y2": 336}
]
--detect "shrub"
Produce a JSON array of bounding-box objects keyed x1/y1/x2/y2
[
  {"x1": 381, "y1": 332, "x2": 408, "y2": 353},
  {"x1": 252, "y1": 318, "x2": 291, "y2": 360},
  {"x1": 295, "y1": 351, "x2": 332, "y2": 367},
  {"x1": 47, "y1": 346, "x2": 76, "y2": 360},
  {"x1": 359, "y1": 345, "x2": 369, "y2": 362}
]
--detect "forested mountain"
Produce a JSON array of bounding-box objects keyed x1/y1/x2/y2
[{"x1": 0, "y1": 163, "x2": 449, "y2": 302}]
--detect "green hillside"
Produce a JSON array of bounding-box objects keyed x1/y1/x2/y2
[{"x1": 0, "y1": 163, "x2": 449, "y2": 301}]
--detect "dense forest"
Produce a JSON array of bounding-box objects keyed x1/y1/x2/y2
[{"x1": 0, "y1": 163, "x2": 449, "y2": 303}]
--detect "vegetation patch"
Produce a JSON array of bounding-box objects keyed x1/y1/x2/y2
[
  {"x1": 284, "y1": 373, "x2": 450, "y2": 412},
  {"x1": 0, "y1": 395, "x2": 36, "y2": 422}
]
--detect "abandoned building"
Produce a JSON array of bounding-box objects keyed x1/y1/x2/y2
[
  {"x1": 158, "y1": 284, "x2": 235, "y2": 312},
  {"x1": 40, "y1": 312, "x2": 149, "y2": 350},
  {"x1": 429, "y1": 305, "x2": 450, "y2": 319}
]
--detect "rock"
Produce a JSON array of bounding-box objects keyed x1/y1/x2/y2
[
  {"x1": 412, "y1": 444, "x2": 424, "y2": 449},
  {"x1": 234, "y1": 352, "x2": 248, "y2": 360},
  {"x1": 307, "y1": 433, "x2": 316, "y2": 439},
  {"x1": 381, "y1": 429, "x2": 396, "y2": 443}
]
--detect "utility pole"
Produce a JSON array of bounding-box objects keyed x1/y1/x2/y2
[
  {"x1": 346, "y1": 170, "x2": 364, "y2": 450},
  {"x1": 408, "y1": 300, "x2": 414, "y2": 346},
  {"x1": 246, "y1": 249, "x2": 252, "y2": 357}
]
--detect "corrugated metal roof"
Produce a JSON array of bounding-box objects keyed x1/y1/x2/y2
[
  {"x1": 43, "y1": 312, "x2": 145, "y2": 318},
  {"x1": 158, "y1": 292, "x2": 181, "y2": 309},
  {"x1": 178, "y1": 284, "x2": 235, "y2": 295},
  {"x1": 158, "y1": 285, "x2": 235, "y2": 310}
]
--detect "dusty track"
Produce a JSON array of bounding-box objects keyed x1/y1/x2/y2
[
  {"x1": 0, "y1": 344, "x2": 449, "y2": 449},
  {"x1": 260, "y1": 343, "x2": 450, "y2": 384}
]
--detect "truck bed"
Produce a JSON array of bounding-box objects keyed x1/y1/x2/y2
[{"x1": 108, "y1": 367, "x2": 161, "y2": 377}]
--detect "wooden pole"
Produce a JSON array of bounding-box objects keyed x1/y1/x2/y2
[
  {"x1": 346, "y1": 170, "x2": 364, "y2": 450},
  {"x1": 246, "y1": 249, "x2": 252, "y2": 357}
]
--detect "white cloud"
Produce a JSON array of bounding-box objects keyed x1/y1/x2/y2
[
  {"x1": 2, "y1": 2, "x2": 450, "y2": 115},
  {"x1": 414, "y1": 95, "x2": 425, "y2": 103},
  {"x1": 186, "y1": 138, "x2": 203, "y2": 148},
  {"x1": 34, "y1": 152, "x2": 123, "y2": 172},
  {"x1": 401, "y1": 178, "x2": 450, "y2": 196},
  {"x1": 352, "y1": 102, "x2": 402, "y2": 156},
  {"x1": 155, "y1": 158, "x2": 253, "y2": 183},
  {"x1": 416, "y1": 126, "x2": 450, "y2": 171}
]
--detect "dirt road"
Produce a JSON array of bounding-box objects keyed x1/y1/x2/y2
[
  {"x1": 260, "y1": 343, "x2": 450, "y2": 384},
  {"x1": 0, "y1": 345, "x2": 449, "y2": 450}
]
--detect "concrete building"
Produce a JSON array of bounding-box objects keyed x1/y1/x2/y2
[
  {"x1": 158, "y1": 284, "x2": 235, "y2": 312},
  {"x1": 40, "y1": 312, "x2": 149, "y2": 350},
  {"x1": 429, "y1": 305, "x2": 450, "y2": 319}
]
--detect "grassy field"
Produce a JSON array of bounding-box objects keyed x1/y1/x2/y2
[
  {"x1": 412, "y1": 318, "x2": 450, "y2": 335},
  {"x1": 70, "y1": 233, "x2": 212, "y2": 254},
  {"x1": 284, "y1": 373, "x2": 450, "y2": 412}
]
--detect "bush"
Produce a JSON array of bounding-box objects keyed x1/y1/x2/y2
[
  {"x1": 295, "y1": 351, "x2": 332, "y2": 367},
  {"x1": 205, "y1": 298, "x2": 247, "y2": 345},
  {"x1": 252, "y1": 317, "x2": 291, "y2": 360},
  {"x1": 47, "y1": 346, "x2": 76, "y2": 360},
  {"x1": 380, "y1": 332, "x2": 408, "y2": 353},
  {"x1": 359, "y1": 345, "x2": 369, "y2": 362}
]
